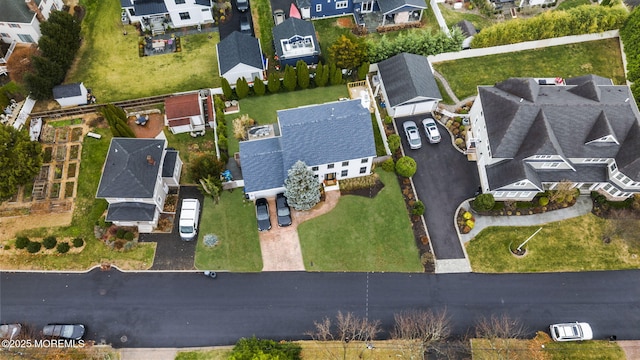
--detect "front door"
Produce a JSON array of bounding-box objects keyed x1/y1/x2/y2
[
  {"x1": 361, "y1": 0, "x2": 373, "y2": 13},
  {"x1": 324, "y1": 173, "x2": 337, "y2": 185}
]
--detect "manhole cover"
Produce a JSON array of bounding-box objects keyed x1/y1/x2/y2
[{"x1": 121, "y1": 335, "x2": 128, "y2": 343}]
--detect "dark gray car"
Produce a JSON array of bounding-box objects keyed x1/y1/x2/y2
[
  {"x1": 255, "y1": 198, "x2": 271, "y2": 231},
  {"x1": 276, "y1": 193, "x2": 292, "y2": 227},
  {"x1": 236, "y1": 0, "x2": 249, "y2": 12}
]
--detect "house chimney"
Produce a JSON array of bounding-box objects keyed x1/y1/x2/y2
[
  {"x1": 25, "y1": 0, "x2": 45, "y2": 23},
  {"x1": 146, "y1": 155, "x2": 156, "y2": 166}
]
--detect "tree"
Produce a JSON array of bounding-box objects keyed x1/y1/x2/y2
[
  {"x1": 23, "y1": 56, "x2": 64, "y2": 100},
  {"x1": 296, "y1": 60, "x2": 310, "y2": 89},
  {"x1": 284, "y1": 160, "x2": 320, "y2": 211},
  {"x1": 306, "y1": 311, "x2": 381, "y2": 360},
  {"x1": 283, "y1": 64, "x2": 297, "y2": 91},
  {"x1": 0, "y1": 124, "x2": 42, "y2": 202},
  {"x1": 395, "y1": 156, "x2": 417, "y2": 178},
  {"x1": 329, "y1": 63, "x2": 343, "y2": 86},
  {"x1": 199, "y1": 175, "x2": 222, "y2": 204},
  {"x1": 267, "y1": 72, "x2": 281, "y2": 93},
  {"x1": 229, "y1": 336, "x2": 302, "y2": 360},
  {"x1": 391, "y1": 309, "x2": 451, "y2": 358},
  {"x1": 100, "y1": 104, "x2": 135, "y2": 138},
  {"x1": 253, "y1": 76, "x2": 266, "y2": 96},
  {"x1": 38, "y1": 11, "x2": 81, "y2": 71},
  {"x1": 314, "y1": 61, "x2": 329, "y2": 87},
  {"x1": 387, "y1": 134, "x2": 401, "y2": 153},
  {"x1": 475, "y1": 314, "x2": 528, "y2": 360},
  {"x1": 235, "y1": 77, "x2": 250, "y2": 99},
  {"x1": 548, "y1": 180, "x2": 577, "y2": 204},
  {"x1": 221, "y1": 77, "x2": 233, "y2": 99},
  {"x1": 189, "y1": 154, "x2": 225, "y2": 185},
  {"x1": 472, "y1": 193, "x2": 495, "y2": 211},
  {"x1": 329, "y1": 34, "x2": 367, "y2": 71},
  {"x1": 357, "y1": 61, "x2": 370, "y2": 80}
]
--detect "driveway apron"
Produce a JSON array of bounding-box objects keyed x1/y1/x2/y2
[{"x1": 395, "y1": 115, "x2": 480, "y2": 259}]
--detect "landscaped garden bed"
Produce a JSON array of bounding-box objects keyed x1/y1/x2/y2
[
  {"x1": 67, "y1": 163, "x2": 77, "y2": 178},
  {"x1": 471, "y1": 190, "x2": 577, "y2": 217},
  {"x1": 69, "y1": 145, "x2": 80, "y2": 160},
  {"x1": 71, "y1": 127, "x2": 84, "y2": 141},
  {"x1": 64, "y1": 182, "x2": 75, "y2": 198},
  {"x1": 591, "y1": 192, "x2": 640, "y2": 219}
]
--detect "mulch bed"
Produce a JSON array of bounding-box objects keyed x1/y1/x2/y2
[{"x1": 340, "y1": 179, "x2": 385, "y2": 198}]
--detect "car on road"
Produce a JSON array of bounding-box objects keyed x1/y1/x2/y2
[
  {"x1": 550, "y1": 322, "x2": 593, "y2": 342},
  {"x1": 0, "y1": 324, "x2": 21, "y2": 338},
  {"x1": 239, "y1": 13, "x2": 251, "y2": 35},
  {"x1": 42, "y1": 324, "x2": 85, "y2": 340},
  {"x1": 422, "y1": 118, "x2": 441, "y2": 144},
  {"x1": 403, "y1": 121, "x2": 422, "y2": 149},
  {"x1": 255, "y1": 198, "x2": 271, "y2": 231},
  {"x1": 276, "y1": 193, "x2": 292, "y2": 227},
  {"x1": 236, "y1": 0, "x2": 248, "y2": 12},
  {"x1": 273, "y1": 9, "x2": 285, "y2": 25}
]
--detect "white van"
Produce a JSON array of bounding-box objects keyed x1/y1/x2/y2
[{"x1": 179, "y1": 199, "x2": 200, "y2": 241}]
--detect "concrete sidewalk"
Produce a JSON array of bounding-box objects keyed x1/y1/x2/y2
[{"x1": 120, "y1": 346, "x2": 233, "y2": 360}]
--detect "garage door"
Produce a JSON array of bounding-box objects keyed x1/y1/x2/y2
[
  {"x1": 392, "y1": 101, "x2": 435, "y2": 117},
  {"x1": 413, "y1": 101, "x2": 435, "y2": 114},
  {"x1": 392, "y1": 105, "x2": 414, "y2": 118}
]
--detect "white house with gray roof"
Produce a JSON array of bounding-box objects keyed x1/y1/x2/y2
[
  {"x1": 0, "y1": 0, "x2": 65, "y2": 44},
  {"x1": 240, "y1": 99, "x2": 376, "y2": 200},
  {"x1": 121, "y1": 0, "x2": 213, "y2": 34},
  {"x1": 216, "y1": 31, "x2": 265, "y2": 86},
  {"x1": 96, "y1": 138, "x2": 182, "y2": 232},
  {"x1": 468, "y1": 75, "x2": 640, "y2": 201},
  {"x1": 375, "y1": 52, "x2": 442, "y2": 117}
]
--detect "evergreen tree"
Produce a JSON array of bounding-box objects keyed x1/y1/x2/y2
[
  {"x1": 296, "y1": 60, "x2": 310, "y2": 89},
  {"x1": 253, "y1": 76, "x2": 266, "y2": 96},
  {"x1": 100, "y1": 104, "x2": 135, "y2": 138},
  {"x1": 38, "y1": 11, "x2": 81, "y2": 71},
  {"x1": 283, "y1": 65, "x2": 297, "y2": 91},
  {"x1": 0, "y1": 124, "x2": 42, "y2": 202},
  {"x1": 329, "y1": 34, "x2": 367, "y2": 70},
  {"x1": 313, "y1": 61, "x2": 326, "y2": 87},
  {"x1": 221, "y1": 77, "x2": 233, "y2": 99},
  {"x1": 267, "y1": 72, "x2": 281, "y2": 93},
  {"x1": 284, "y1": 160, "x2": 321, "y2": 211},
  {"x1": 236, "y1": 77, "x2": 250, "y2": 99},
  {"x1": 329, "y1": 63, "x2": 343, "y2": 85},
  {"x1": 357, "y1": 61, "x2": 370, "y2": 80},
  {"x1": 24, "y1": 56, "x2": 64, "y2": 100}
]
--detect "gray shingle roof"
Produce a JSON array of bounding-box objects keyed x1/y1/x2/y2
[
  {"x1": 162, "y1": 149, "x2": 178, "y2": 178},
  {"x1": 106, "y1": 202, "x2": 156, "y2": 222},
  {"x1": 121, "y1": 0, "x2": 133, "y2": 7},
  {"x1": 216, "y1": 31, "x2": 264, "y2": 75},
  {"x1": 456, "y1": 20, "x2": 476, "y2": 37},
  {"x1": 378, "y1": 52, "x2": 441, "y2": 107},
  {"x1": 295, "y1": 0, "x2": 310, "y2": 8},
  {"x1": 52, "y1": 83, "x2": 83, "y2": 99},
  {"x1": 134, "y1": 0, "x2": 168, "y2": 16},
  {"x1": 96, "y1": 138, "x2": 165, "y2": 198},
  {"x1": 565, "y1": 74, "x2": 613, "y2": 86},
  {"x1": 239, "y1": 99, "x2": 376, "y2": 193},
  {"x1": 0, "y1": 0, "x2": 40, "y2": 23},
  {"x1": 585, "y1": 111, "x2": 616, "y2": 144},
  {"x1": 486, "y1": 161, "x2": 540, "y2": 191},
  {"x1": 272, "y1": 18, "x2": 319, "y2": 58},
  {"x1": 613, "y1": 122, "x2": 640, "y2": 179},
  {"x1": 378, "y1": 0, "x2": 427, "y2": 14}
]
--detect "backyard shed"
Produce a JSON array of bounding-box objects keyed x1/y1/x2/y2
[{"x1": 53, "y1": 82, "x2": 88, "y2": 107}]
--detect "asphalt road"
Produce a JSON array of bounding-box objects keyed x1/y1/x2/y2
[{"x1": 1, "y1": 270, "x2": 639, "y2": 348}]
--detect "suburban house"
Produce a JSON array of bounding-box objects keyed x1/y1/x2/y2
[
  {"x1": 120, "y1": 0, "x2": 213, "y2": 35},
  {"x1": 216, "y1": 31, "x2": 266, "y2": 86},
  {"x1": 295, "y1": 0, "x2": 425, "y2": 30},
  {"x1": 96, "y1": 138, "x2": 182, "y2": 233},
  {"x1": 456, "y1": 19, "x2": 476, "y2": 49},
  {"x1": 0, "y1": 0, "x2": 65, "y2": 44},
  {"x1": 164, "y1": 92, "x2": 213, "y2": 135},
  {"x1": 373, "y1": 52, "x2": 442, "y2": 117},
  {"x1": 53, "y1": 82, "x2": 88, "y2": 107},
  {"x1": 467, "y1": 75, "x2": 640, "y2": 201},
  {"x1": 239, "y1": 99, "x2": 376, "y2": 199},
  {"x1": 272, "y1": 18, "x2": 320, "y2": 67}
]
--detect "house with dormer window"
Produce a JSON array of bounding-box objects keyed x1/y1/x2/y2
[
  {"x1": 272, "y1": 18, "x2": 320, "y2": 67},
  {"x1": 467, "y1": 75, "x2": 640, "y2": 201}
]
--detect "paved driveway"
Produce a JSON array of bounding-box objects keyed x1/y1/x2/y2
[
  {"x1": 218, "y1": 2, "x2": 252, "y2": 40},
  {"x1": 395, "y1": 115, "x2": 480, "y2": 259},
  {"x1": 139, "y1": 186, "x2": 204, "y2": 270}
]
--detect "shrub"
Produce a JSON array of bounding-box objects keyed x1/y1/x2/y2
[
  {"x1": 463, "y1": 211, "x2": 472, "y2": 220},
  {"x1": 253, "y1": 76, "x2": 266, "y2": 96},
  {"x1": 339, "y1": 173, "x2": 378, "y2": 191},
  {"x1": 42, "y1": 236, "x2": 57, "y2": 249},
  {"x1": 267, "y1": 72, "x2": 281, "y2": 93},
  {"x1": 204, "y1": 234, "x2": 219, "y2": 247},
  {"x1": 395, "y1": 156, "x2": 417, "y2": 178},
  {"x1": 72, "y1": 237, "x2": 84, "y2": 247},
  {"x1": 387, "y1": 134, "x2": 401, "y2": 152},
  {"x1": 381, "y1": 158, "x2": 395, "y2": 172},
  {"x1": 15, "y1": 236, "x2": 30, "y2": 249},
  {"x1": 27, "y1": 241, "x2": 42, "y2": 253},
  {"x1": 116, "y1": 228, "x2": 126, "y2": 239},
  {"x1": 123, "y1": 241, "x2": 135, "y2": 251},
  {"x1": 124, "y1": 232, "x2": 134, "y2": 241},
  {"x1": 56, "y1": 242, "x2": 70, "y2": 254},
  {"x1": 538, "y1": 197, "x2": 549, "y2": 206},
  {"x1": 233, "y1": 114, "x2": 256, "y2": 140},
  {"x1": 235, "y1": 77, "x2": 250, "y2": 99},
  {"x1": 466, "y1": 219, "x2": 475, "y2": 229},
  {"x1": 384, "y1": 115, "x2": 393, "y2": 125},
  {"x1": 412, "y1": 200, "x2": 425, "y2": 216},
  {"x1": 473, "y1": 193, "x2": 495, "y2": 211}
]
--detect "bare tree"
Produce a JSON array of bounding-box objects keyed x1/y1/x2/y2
[
  {"x1": 474, "y1": 314, "x2": 528, "y2": 360},
  {"x1": 548, "y1": 181, "x2": 576, "y2": 205},
  {"x1": 391, "y1": 309, "x2": 451, "y2": 359},
  {"x1": 306, "y1": 311, "x2": 381, "y2": 360}
]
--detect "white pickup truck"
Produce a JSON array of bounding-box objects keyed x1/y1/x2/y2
[{"x1": 179, "y1": 199, "x2": 200, "y2": 241}]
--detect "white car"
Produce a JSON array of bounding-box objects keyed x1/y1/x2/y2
[
  {"x1": 179, "y1": 199, "x2": 200, "y2": 241},
  {"x1": 403, "y1": 121, "x2": 422, "y2": 149},
  {"x1": 422, "y1": 118, "x2": 441, "y2": 144},
  {"x1": 550, "y1": 322, "x2": 593, "y2": 342}
]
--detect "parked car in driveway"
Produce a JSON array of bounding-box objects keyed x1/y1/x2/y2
[
  {"x1": 403, "y1": 121, "x2": 422, "y2": 149},
  {"x1": 273, "y1": 9, "x2": 285, "y2": 25},
  {"x1": 276, "y1": 193, "x2": 292, "y2": 227},
  {"x1": 42, "y1": 324, "x2": 85, "y2": 340},
  {"x1": 255, "y1": 198, "x2": 271, "y2": 231},
  {"x1": 239, "y1": 13, "x2": 252, "y2": 35},
  {"x1": 422, "y1": 118, "x2": 441, "y2": 143},
  {"x1": 236, "y1": 0, "x2": 248, "y2": 12},
  {"x1": 550, "y1": 322, "x2": 593, "y2": 341},
  {"x1": 179, "y1": 198, "x2": 200, "y2": 241}
]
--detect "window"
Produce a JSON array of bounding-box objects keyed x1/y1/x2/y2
[
  {"x1": 507, "y1": 191, "x2": 518, "y2": 197},
  {"x1": 316, "y1": 4, "x2": 322, "y2": 12},
  {"x1": 0, "y1": 33, "x2": 9, "y2": 38},
  {"x1": 519, "y1": 192, "x2": 531, "y2": 198},
  {"x1": 9, "y1": 24, "x2": 21, "y2": 28},
  {"x1": 175, "y1": 0, "x2": 186, "y2": 3},
  {"x1": 534, "y1": 155, "x2": 552, "y2": 159},
  {"x1": 610, "y1": 163, "x2": 617, "y2": 171},
  {"x1": 361, "y1": 158, "x2": 368, "y2": 164},
  {"x1": 341, "y1": 170, "x2": 348, "y2": 177},
  {"x1": 541, "y1": 162, "x2": 560, "y2": 168},
  {"x1": 513, "y1": 181, "x2": 528, "y2": 187},
  {"x1": 314, "y1": 174, "x2": 319, "y2": 179},
  {"x1": 179, "y1": 12, "x2": 191, "y2": 20},
  {"x1": 615, "y1": 173, "x2": 625, "y2": 180},
  {"x1": 328, "y1": 164, "x2": 334, "y2": 169},
  {"x1": 359, "y1": 167, "x2": 367, "y2": 174},
  {"x1": 335, "y1": 0, "x2": 348, "y2": 9},
  {"x1": 494, "y1": 191, "x2": 505, "y2": 197},
  {"x1": 17, "y1": 34, "x2": 34, "y2": 42},
  {"x1": 311, "y1": 166, "x2": 319, "y2": 171},
  {"x1": 342, "y1": 161, "x2": 349, "y2": 167}
]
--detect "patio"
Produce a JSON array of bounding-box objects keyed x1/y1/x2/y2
[{"x1": 140, "y1": 34, "x2": 181, "y2": 57}]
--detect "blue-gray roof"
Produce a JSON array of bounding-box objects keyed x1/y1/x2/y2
[
  {"x1": 378, "y1": 0, "x2": 427, "y2": 14},
  {"x1": 162, "y1": 149, "x2": 178, "y2": 177},
  {"x1": 134, "y1": 0, "x2": 168, "y2": 16},
  {"x1": 96, "y1": 138, "x2": 165, "y2": 198},
  {"x1": 106, "y1": 202, "x2": 156, "y2": 222},
  {"x1": 216, "y1": 31, "x2": 264, "y2": 75},
  {"x1": 378, "y1": 52, "x2": 441, "y2": 107},
  {"x1": 52, "y1": 83, "x2": 84, "y2": 99},
  {"x1": 272, "y1": 18, "x2": 319, "y2": 59},
  {"x1": 0, "y1": 0, "x2": 40, "y2": 23},
  {"x1": 121, "y1": 0, "x2": 134, "y2": 7},
  {"x1": 239, "y1": 138, "x2": 285, "y2": 193}
]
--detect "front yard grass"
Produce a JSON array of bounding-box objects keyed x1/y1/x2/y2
[
  {"x1": 433, "y1": 38, "x2": 626, "y2": 100},
  {"x1": 297, "y1": 170, "x2": 423, "y2": 272},
  {"x1": 194, "y1": 190, "x2": 262, "y2": 271},
  {"x1": 70, "y1": 0, "x2": 220, "y2": 103},
  {"x1": 251, "y1": 0, "x2": 274, "y2": 57},
  {"x1": 465, "y1": 214, "x2": 640, "y2": 273},
  {"x1": 472, "y1": 338, "x2": 625, "y2": 360}
]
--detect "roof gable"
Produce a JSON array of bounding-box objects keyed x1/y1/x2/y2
[
  {"x1": 378, "y1": 52, "x2": 441, "y2": 107},
  {"x1": 568, "y1": 80, "x2": 601, "y2": 102},
  {"x1": 165, "y1": 93, "x2": 201, "y2": 120},
  {"x1": 239, "y1": 138, "x2": 285, "y2": 192},
  {"x1": 495, "y1": 78, "x2": 540, "y2": 103},
  {"x1": 585, "y1": 110, "x2": 617, "y2": 144},
  {"x1": 217, "y1": 31, "x2": 264, "y2": 74},
  {"x1": 53, "y1": 83, "x2": 84, "y2": 99},
  {"x1": 378, "y1": 0, "x2": 427, "y2": 13},
  {"x1": 565, "y1": 74, "x2": 613, "y2": 86},
  {"x1": 514, "y1": 109, "x2": 564, "y2": 158},
  {"x1": 615, "y1": 122, "x2": 640, "y2": 180}
]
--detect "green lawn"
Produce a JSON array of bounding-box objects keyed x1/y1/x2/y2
[
  {"x1": 251, "y1": 0, "x2": 275, "y2": 57},
  {"x1": 298, "y1": 170, "x2": 423, "y2": 272},
  {"x1": 472, "y1": 338, "x2": 625, "y2": 360},
  {"x1": 438, "y1": 4, "x2": 495, "y2": 30},
  {"x1": 163, "y1": 129, "x2": 218, "y2": 184},
  {"x1": 556, "y1": 0, "x2": 592, "y2": 10},
  {"x1": 194, "y1": 190, "x2": 262, "y2": 271},
  {"x1": 545, "y1": 340, "x2": 625, "y2": 360},
  {"x1": 435, "y1": 77, "x2": 454, "y2": 105},
  {"x1": 312, "y1": 17, "x2": 354, "y2": 61},
  {"x1": 433, "y1": 38, "x2": 626, "y2": 99},
  {"x1": 465, "y1": 214, "x2": 640, "y2": 273},
  {"x1": 70, "y1": 0, "x2": 220, "y2": 103},
  {"x1": 226, "y1": 85, "x2": 349, "y2": 154},
  {"x1": 175, "y1": 349, "x2": 232, "y2": 360}
]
